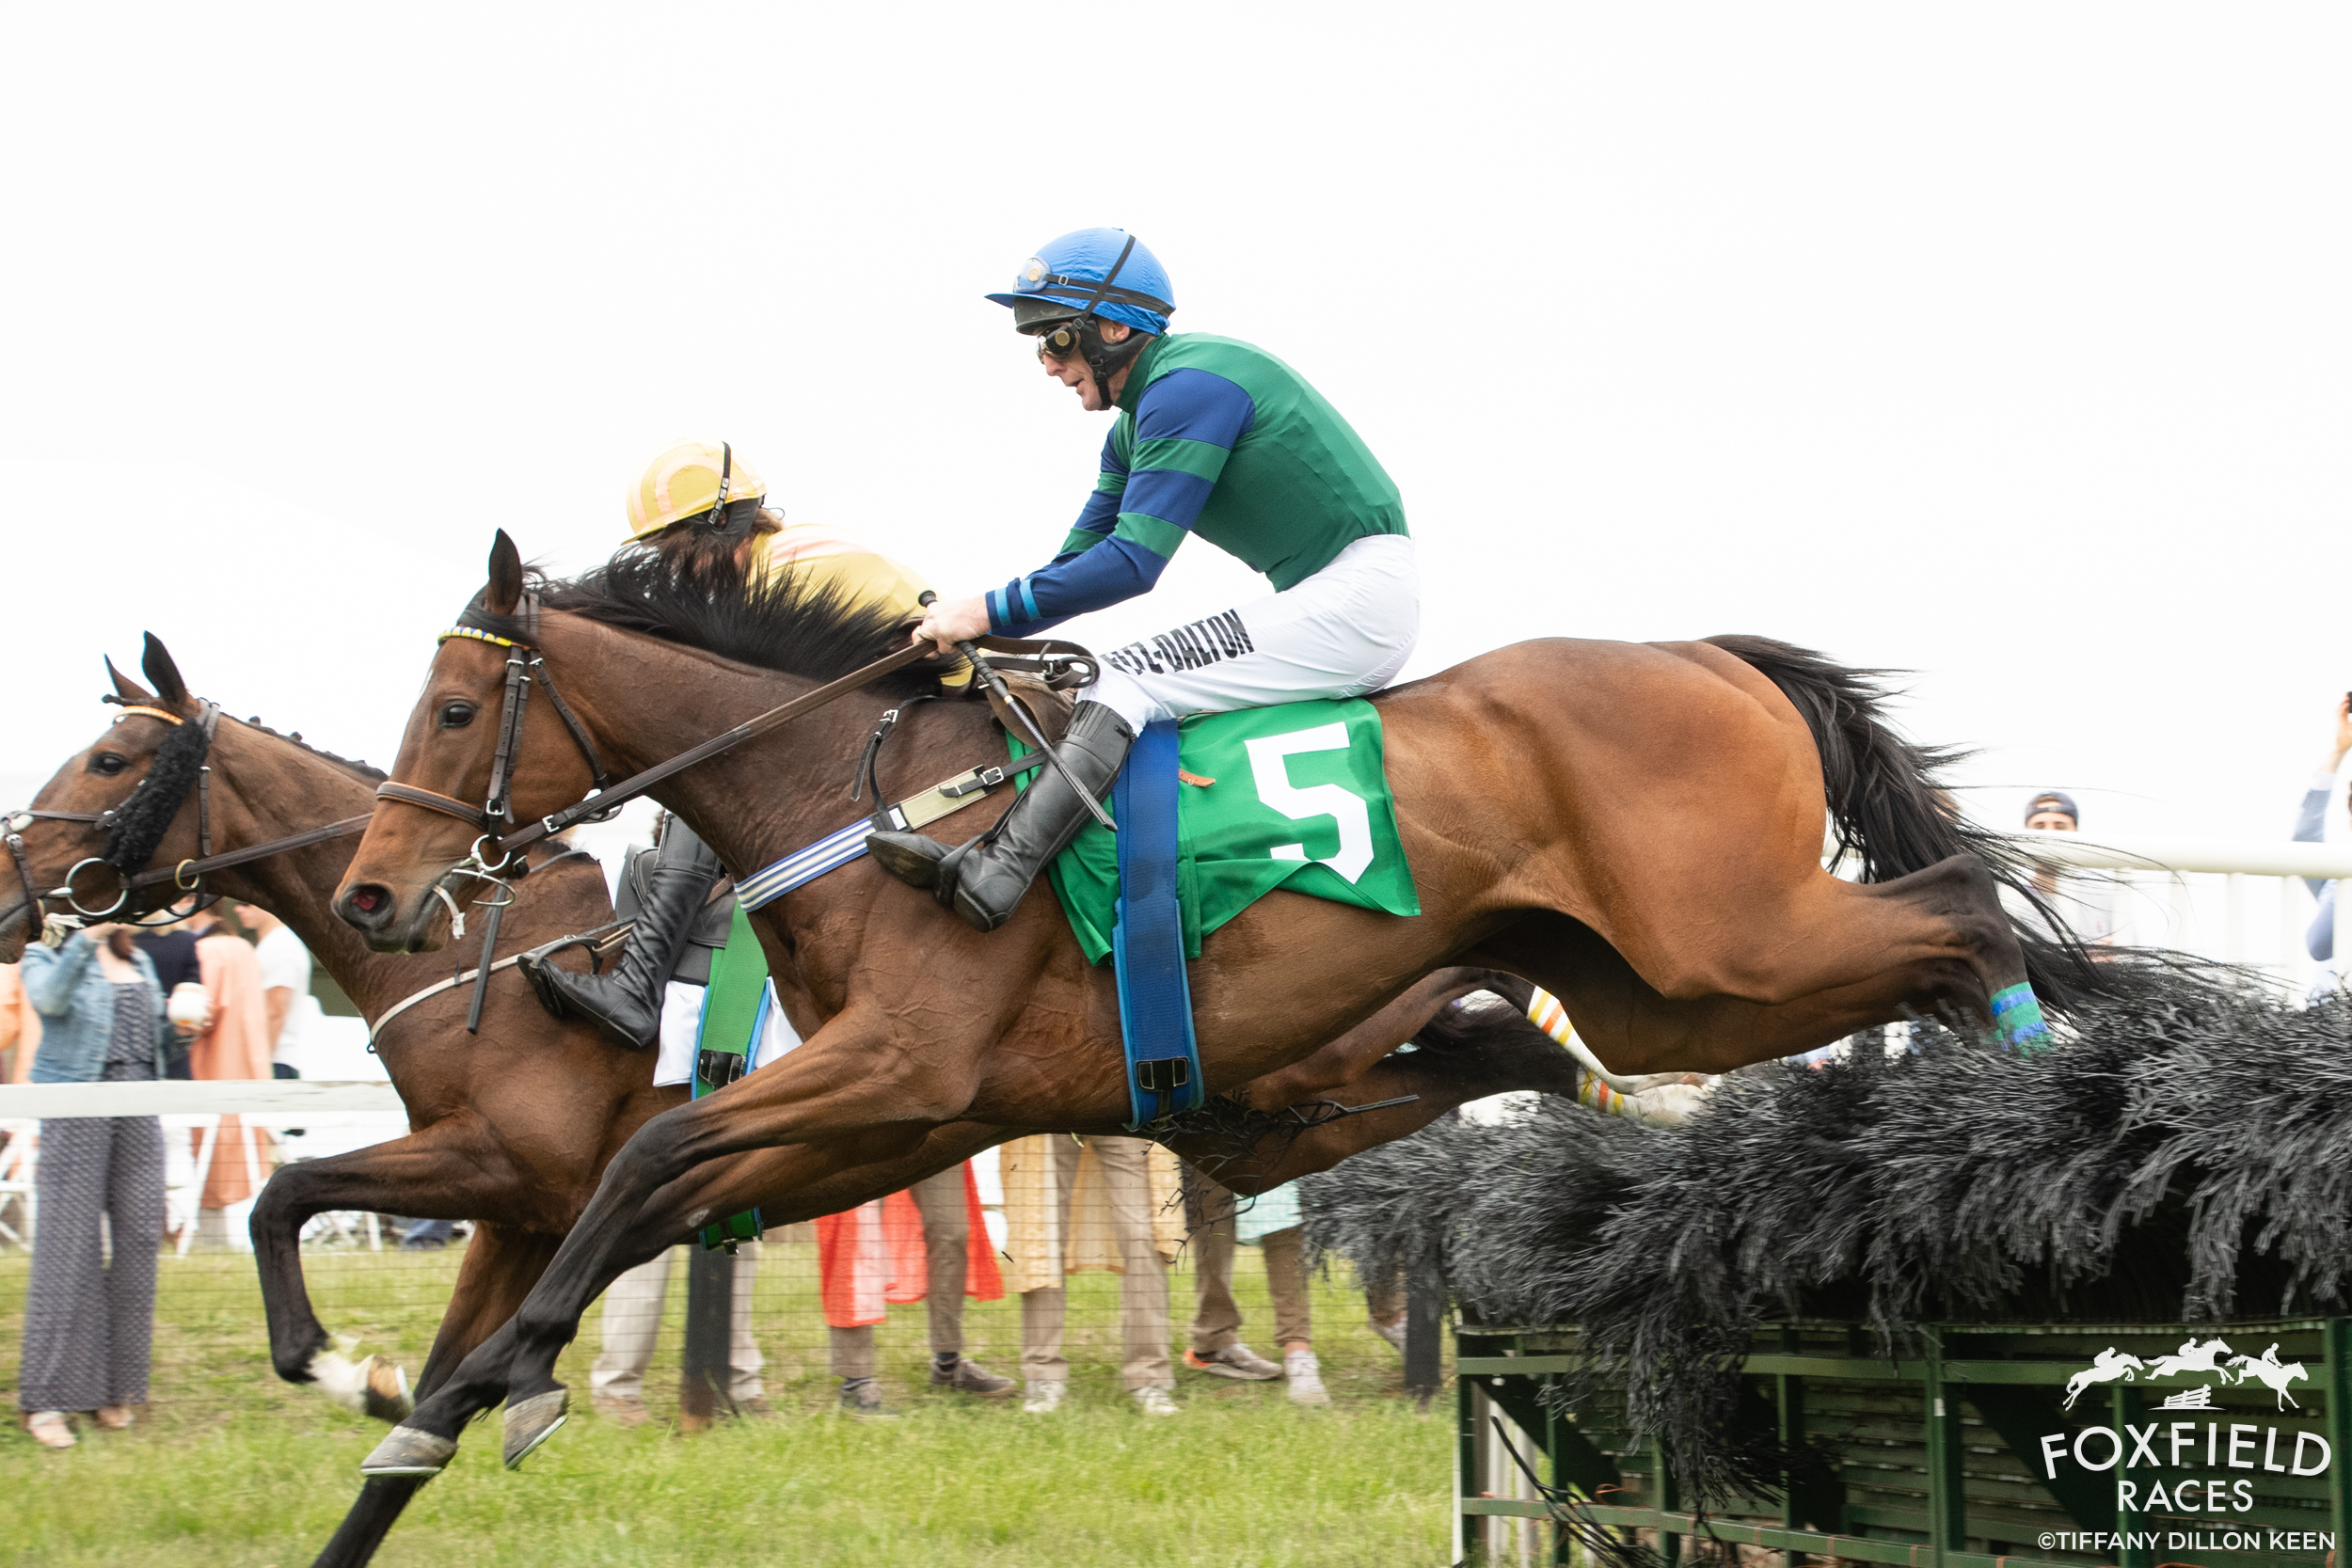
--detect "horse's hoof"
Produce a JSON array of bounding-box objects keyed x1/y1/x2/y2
[
  {"x1": 502, "y1": 1388, "x2": 569, "y2": 1470},
  {"x1": 361, "y1": 1355, "x2": 414, "y2": 1422},
  {"x1": 359, "y1": 1424, "x2": 457, "y2": 1477}
]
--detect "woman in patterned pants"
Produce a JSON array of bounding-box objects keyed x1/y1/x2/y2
[{"x1": 16, "y1": 922, "x2": 175, "y2": 1449}]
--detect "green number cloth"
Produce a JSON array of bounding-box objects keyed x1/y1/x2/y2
[{"x1": 1012, "y1": 698, "x2": 1420, "y2": 964}]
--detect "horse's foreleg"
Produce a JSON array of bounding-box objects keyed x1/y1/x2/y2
[
  {"x1": 408, "y1": 1221, "x2": 564, "y2": 1400},
  {"x1": 370, "y1": 1092, "x2": 1002, "y2": 1467},
  {"x1": 250, "y1": 1117, "x2": 516, "y2": 1418},
  {"x1": 305, "y1": 1222, "x2": 563, "y2": 1568}
]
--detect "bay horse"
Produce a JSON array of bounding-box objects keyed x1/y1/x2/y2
[
  {"x1": 5, "y1": 635, "x2": 1576, "y2": 1568},
  {"x1": 327, "y1": 532, "x2": 2108, "y2": 1495}
]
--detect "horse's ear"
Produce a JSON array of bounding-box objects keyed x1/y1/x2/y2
[
  {"x1": 106, "y1": 656, "x2": 156, "y2": 707},
  {"x1": 485, "y1": 530, "x2": 524, "y2": 616},
  {"x1": 139, "y1": 633, "x2": 188, "y2": 709}
]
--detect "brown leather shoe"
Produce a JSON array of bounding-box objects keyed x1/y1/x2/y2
[
  {"x1": 929, "y1": 1354, "x2": 1015, "y2": 1398},
  {"x1": 591, "y1": 1394, "x2": 650, "y2": 1428}
]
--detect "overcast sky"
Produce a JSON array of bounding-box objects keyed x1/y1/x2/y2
[{"x1": 4, "y1": 7, "x2": 2345, "y2": 845}]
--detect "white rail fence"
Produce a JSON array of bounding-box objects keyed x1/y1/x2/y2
[
  {"x1": 1999, "y1": 830, "x2": 2352, "y2": 990},
  {"x1": 0, "y1": 1080, "x2": 406, "y2": 1255}
]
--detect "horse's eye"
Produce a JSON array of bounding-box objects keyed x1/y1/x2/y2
[
  {"x1": 438, "y1": 703, "x2": 478, "y2": 730},
  {"x1": 88, "y1": 752, "x2": 128, "y2": 776}
]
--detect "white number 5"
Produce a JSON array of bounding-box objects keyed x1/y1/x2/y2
[{"x1": 1243, "y1": 721, "x2": 1375, "y2": 885}]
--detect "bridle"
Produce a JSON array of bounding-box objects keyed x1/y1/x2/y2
[
  {"x1": 3, "y1": 702, "x2": 372, "y2": 943},
  {"x1": 372, "y1": 589, "x2": 621, "y2": 875}
]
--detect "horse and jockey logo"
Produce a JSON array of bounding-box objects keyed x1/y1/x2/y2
[{"x1": 2061, "y1": 1338, "x2": 2310, "y2": 1412}]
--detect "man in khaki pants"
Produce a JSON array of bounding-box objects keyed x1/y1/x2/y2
[{"x1": 1003, "y1": 1133, "x2": 1181, "y2": 1416}]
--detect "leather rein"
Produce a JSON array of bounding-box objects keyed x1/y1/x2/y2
[
  {"x1": 374, "y1": 589, "x2": 1098, "y2": 865},
  {"x1": 3, "y1": 702, "x2": 373, "y2": 943}
]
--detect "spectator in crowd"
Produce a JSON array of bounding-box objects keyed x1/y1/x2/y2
[
  {"x1": 2290, "y1": 695, "x2": 2352, "y2": 983},
  {"x1": 818, "y1": 1164, "x2": 1010, "y2": 1416},
  {"x1": 2020, "y1": 790, "x2": 2122, "y2": 947},
  {"x1": 15, "y1": 922, "x2": 175, "y2": 1449},
  {"x1": 1184, "y1": 1172, "x2": 1328, "y2": 1404},
  {"x1": 132, "y1": 910, "x2": 203, "y2": 1082},
  {"x1": 1002, "y1": 1132, "x2": 1183, "y2": 1416},
  {"x1": 1, "y1": 960, "x2": 39, "y2": 1085},
  {"x1": 589, "y1": 1241, "x2": 771, "y2": 1424},
  {"x1": 238, "y1": 902, "x2": 312, "y2": 1079},
  {"x1": 183, "y1": 904, "x2": 273, "y2": 1244},
  {"x1": 0, "y1": 962, "x2": 39, "y2": 1245}
]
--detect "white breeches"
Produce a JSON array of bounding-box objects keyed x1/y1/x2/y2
[{"x1": 1084, "y1": 534, "x2": 1420, "y2": 733}]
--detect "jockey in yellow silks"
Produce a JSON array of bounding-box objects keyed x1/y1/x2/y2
[{"x1": 527, "y1": 438, "x2": 947, "y2": 1051}]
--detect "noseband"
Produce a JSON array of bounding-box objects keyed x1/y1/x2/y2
[{"x1": 3, "y1": 702, "x2": 372, "y2": 943}]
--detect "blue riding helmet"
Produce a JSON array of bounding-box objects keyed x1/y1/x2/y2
[{"x1": 986, "y1": 228, "x2": 1175, "y2": 336}]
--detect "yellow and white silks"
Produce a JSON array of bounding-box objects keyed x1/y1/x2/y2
[{"x1": 1523, "y1": 987, "x2": 1715, "y2": 1128}]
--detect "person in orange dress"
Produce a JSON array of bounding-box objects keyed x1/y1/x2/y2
[
  {"x1": 0, "y1": 960, "x2": 40, "y2": 1084},
  {"x1": 184, "y1": 906, "x2": 273, "y2": 1225}
]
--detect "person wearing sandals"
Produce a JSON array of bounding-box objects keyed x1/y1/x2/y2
[{"x1": 15, "y1": 920, "x2": 176, "y2": 1449}]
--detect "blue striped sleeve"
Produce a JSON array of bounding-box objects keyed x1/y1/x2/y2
[{"x1": 988, "y1": 370, "x2": 1256, "y2": 632}]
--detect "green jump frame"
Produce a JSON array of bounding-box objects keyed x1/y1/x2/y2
[{"x1": 1453, "y1": 1319, "x2": 2352, "y2": 1568}]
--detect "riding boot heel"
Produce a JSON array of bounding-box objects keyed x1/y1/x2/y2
[
  {"x1": 519, "y1": 821, "x2": 722, "y2": 1051},
  {"x1": 939, "y1": 702, "x2": 1133, "y2": 933},
  {"x1": 865, "y1": 829, "x2": 953, "y2": 890}
]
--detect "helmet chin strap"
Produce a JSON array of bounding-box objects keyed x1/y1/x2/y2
[
  {"x1": 1081, "y1": 323, "x2": 1150, "y2": 405},
  {"x1": 1061, "y1": 234, "x2": 1153, "y2": 407}
]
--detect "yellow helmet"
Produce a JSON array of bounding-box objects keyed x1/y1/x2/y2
[{"x1": 625, "y1": 439, "x2": 769, "y2": 540}]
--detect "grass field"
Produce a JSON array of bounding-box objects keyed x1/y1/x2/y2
[{"x1": 0, "y1": 1239, "x2": 1456, "y2": 1566}]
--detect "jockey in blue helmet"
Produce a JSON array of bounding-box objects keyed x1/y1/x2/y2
[{"x1": 868, "y1": 227, "x2": 1420, "y2": 932}]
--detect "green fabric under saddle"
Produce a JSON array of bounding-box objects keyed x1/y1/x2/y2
[{"x1": 1011, "y1": 698, "x2": 1420, "y2": 963}]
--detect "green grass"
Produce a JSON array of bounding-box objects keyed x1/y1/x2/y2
[{"x1": 0, "y1": 1240, "x2": 1454, "y2": 1566}]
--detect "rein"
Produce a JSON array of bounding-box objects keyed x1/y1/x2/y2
[
  {"x1": 4, "y1": 701, "x2": 372, "y2": 942},
  {"x1": 376, "y1": 589, "x2": 1093, "y2": 860}
]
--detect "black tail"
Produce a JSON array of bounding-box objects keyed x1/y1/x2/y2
[{"x1": 1703, "y1": 634, "x2": 2118, "y2": 1013}]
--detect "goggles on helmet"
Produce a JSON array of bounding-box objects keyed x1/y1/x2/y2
[{"x1": 1027, "y1": 317, "x2": 1089, "y2": 360}]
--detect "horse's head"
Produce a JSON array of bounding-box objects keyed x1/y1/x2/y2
[
  {"x1": 2, "y1": 635, "x2": 218, "y2": 964},
  {"x1": 335, "y1": 531, "x2": 610, "y2": 953}
]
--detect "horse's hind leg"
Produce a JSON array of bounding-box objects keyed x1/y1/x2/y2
[
  {"x1": 1477, "y1": 854, "x2": 2036, "y2": 1075},
  {"x1": 1231, "y1": 966, "x2": 1497, "y2": 1114},
  {"x1": 1168, "y1": 976, "x2": 1584, "y2": 1192}
]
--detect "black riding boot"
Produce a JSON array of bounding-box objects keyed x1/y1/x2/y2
[
  {"x1": 520, "y1": 822, "x2": 722, "y2": 1050},
  {"x1": 866, "y1": 701, "x2": 1134, "y2": 933}
]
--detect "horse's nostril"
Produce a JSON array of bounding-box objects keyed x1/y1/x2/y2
[{"x1": 352, "y1": 889, "x2": 384, "y2": 913}]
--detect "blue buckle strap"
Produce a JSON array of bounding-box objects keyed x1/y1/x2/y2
[{"x1": 1112, "y1": 721, "x2": 1204, "y2": 1128}]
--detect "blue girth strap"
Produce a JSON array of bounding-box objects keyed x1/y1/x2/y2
[{"x1": 1113, "y1": 721, "x2": 1204, "y2": 1129}]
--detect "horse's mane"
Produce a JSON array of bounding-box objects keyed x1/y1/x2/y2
[
  {"x1": 232, "y1": 717, "x2": 387, "y2": 784},
  {"x1": 534, "y1": 547, "x2": 940, "y2": 698}
]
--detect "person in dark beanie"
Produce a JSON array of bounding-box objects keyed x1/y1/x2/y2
[{"x1": 2018, "y1": 789, "x2": 2121, "y2": 946}]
